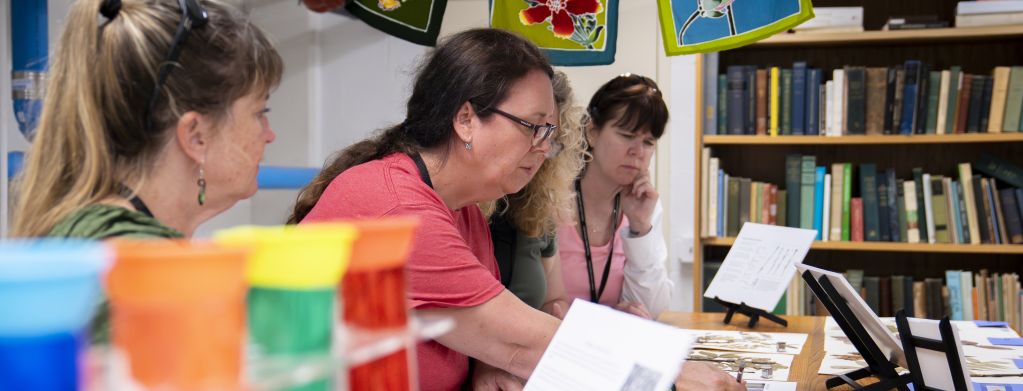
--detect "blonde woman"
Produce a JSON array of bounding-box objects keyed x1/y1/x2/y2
[
  {"x1": 485, "y1": 70, "x2": 586, "y2": 317},
  {"x1": 12, "y1": 0, "x2": 283, "y2": 239}
]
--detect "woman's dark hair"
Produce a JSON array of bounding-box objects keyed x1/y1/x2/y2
[
  {"x1": 288, "y1": 28, "x2": 554, "y2": 224},
  {"x1": 586, "y1": 73, "x2": 668, "y2": 138}
]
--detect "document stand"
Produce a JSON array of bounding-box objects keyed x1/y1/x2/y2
[
  {"x1": 713, "y1": 296, "x2": 788, "y2": 328},
  {"x1": 894, "y1": 310, "x2": 969, "y2": 391},
  {"x1": 800, "y1": 271, "x2": 912, "y2": 391}
]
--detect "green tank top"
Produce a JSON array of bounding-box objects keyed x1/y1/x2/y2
[
  {"x1": 48, "y1": 204, "x2": 184, "y2": 240},
  {"x1": 48, "y1": 204, "x2": 184, "y2": 344}
]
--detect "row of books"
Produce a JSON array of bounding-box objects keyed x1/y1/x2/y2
[
  {"x1": 705, "y1": 62, "x2": 1023, "y2": 136},
  {"x1": 699, "y1": 150, "x2": 1023, "y2": 245},
  {"x1": 772, "y1": 269, "x2": 1023, "y2": 332}
]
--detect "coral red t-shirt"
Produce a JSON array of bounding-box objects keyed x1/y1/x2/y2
[{"x1": 302, "y1": 153, "x2": 504, "y2": 391}]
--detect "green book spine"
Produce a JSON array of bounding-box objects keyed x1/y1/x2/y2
[
  {"x1": 946, "y1": 66, "x2": 961, "y2": 134},
  {"x1": 842, "y1": 163, "x2": 852, "y2": 241},
  {"x1": 800, "y1": 156, "x2": 817, "y2": 229},
  {"x1": 727, "y1": 177, "x2": 741, "y2": 236},
  {"x1": 739, "y1": 178, "x2": 751, "y2": 229},
  {"x1": 861, "y1": 163, "x2": 881, "y2": 241},
  {"x1": 925, "y1": 71, "x2": 941, "y2": 134},
  {"x1": 777, "y1": 190, "x2": 788, "y2": 227},
  {"x1": 864, "y1": 276, "x2": 881, "y2": 315},
  {"x1": 718, "y1": 74, "x2": 728, "y2": 135},
  {"x1": 773, "y1": 291, "x2": 787, "y2": 315},
  {"x1": 975, "y1": 153, "x2": 1023, "y2": 190},
  {"x1": 1004, "y1": 66, "x2": 1023, "y2": 132},
  {"x1": 786, "y1": 155, "x2": 802, "y2": 228},
  {"x1": 782, "y1": 69, "x2": 793, "y2": 135},
  {"x1": 754, "y1": 182, "x2": 763, "y2": 224}
]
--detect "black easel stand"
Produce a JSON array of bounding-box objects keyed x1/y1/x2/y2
[
  {"x1": 894, "y1": 310, "x2": 969, "y2": 391},
  {"x1": 713, "y1": 297, "x2": 788, "y2": 328},
  {"x1": 801, "y1": 271, "x2": 913, "y2": 391}
]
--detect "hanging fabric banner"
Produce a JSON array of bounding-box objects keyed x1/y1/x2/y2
[
  {"x1": 345, "y1": 0, "x2": 448, "y2": 46},
  {"x1": 490, "y1": 0, "x2": 618, "y2": 67},
  {"x1": 657, "y1": 0, "x2": 813, "y2": 56}
]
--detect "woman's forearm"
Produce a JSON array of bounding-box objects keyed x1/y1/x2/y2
[{"x1": 420, "y1": 290, "x2": 560, "y2": 379}]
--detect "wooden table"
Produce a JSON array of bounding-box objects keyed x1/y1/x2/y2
[{"x1": 659, "y1": 312, "x2": 857, "y2": 391}]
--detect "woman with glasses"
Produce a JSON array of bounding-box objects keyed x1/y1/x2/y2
[
  {"x1": 13, "y1": 0, "x2": 282, "y2": 241},
  {"x1": 290, "y1": 29, "x2": 740, "y2": 391},
  {"x1": 483, "y1": 70, "x2": 585, "y2": 317},
  {"x1": 555, "y1": 74, "x2": 674, "y2": 319}
]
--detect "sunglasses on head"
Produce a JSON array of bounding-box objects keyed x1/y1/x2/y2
[{"x1": 145, "y1": 0, "x2": 209, "y2": 133}]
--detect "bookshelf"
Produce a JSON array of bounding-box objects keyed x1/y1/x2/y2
[
  {"x1": 756, "y1": 25, "x2": 1023, "y2": 47},
  {"x1": 691, "y1": 19, "x2": 1023, "y2": 311},
  {"x1": 703, "y1": 237, "x2": 1023, "y2": 255},
  {"x1": 705, "y1": 133, "x2": 1023, "y2": 145}
]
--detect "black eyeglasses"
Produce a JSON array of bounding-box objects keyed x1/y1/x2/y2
[
  {"x1": 486, "y1": 107, "x2": 559, "y2": 148},
  {"x1": 146, "y1": 0, "x2": 209, "y2": 133}
]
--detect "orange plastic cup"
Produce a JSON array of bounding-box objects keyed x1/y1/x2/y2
[
  {"x1": 342, "y1": 218, "x2": 418, "y2": 327},
  {"x1": 346, "y1": 218, "x2": 417, "y2": 272},
  {"x1": 339, "y1": 218, "x2": 418, "y2": 391},
  {"x1": 106, "y1": 240, "x2": 247, "y2": 390}
]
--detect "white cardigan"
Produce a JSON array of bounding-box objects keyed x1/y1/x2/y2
[{"x1": 619, "y1": 201, "x2": 674, "y2": 317}]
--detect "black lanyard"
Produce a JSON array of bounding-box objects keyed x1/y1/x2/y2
[
  {"x1": 574, "y1": 178, "x2": 621, "y2": 303},
  {"x1": 409, "y1": 152, "x2": 434, "y2": 189},
  {"x1": 121, "y1": 185, "x2": 155, "y2": 218}
]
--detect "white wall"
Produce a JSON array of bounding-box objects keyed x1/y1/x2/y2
[{"x1": 2, "y1": 0, "x2": 699, "y2": 310}]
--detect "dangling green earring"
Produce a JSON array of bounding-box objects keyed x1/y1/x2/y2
[{"x1": 197, "y1": 166, "x2": 207, "y2": 206}]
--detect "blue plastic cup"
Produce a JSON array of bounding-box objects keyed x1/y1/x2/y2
[{"x1": 0, "y1": 240, "x2": 110, "y2": 390}]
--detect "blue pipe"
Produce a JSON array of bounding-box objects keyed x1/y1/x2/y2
[
  {"x1": 7, "y1": 151, "x2": 24, "y2": 179},
  {"x1": 11, "y1": 0, "x2": 48, "y2": 140},
  {"x1": 257, "y1": 165, "x2": 319, "y2": 190}
]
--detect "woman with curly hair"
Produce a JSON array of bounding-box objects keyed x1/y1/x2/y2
[{"x1": 485, "y1": 70, "x2": 587, "y2": 317}]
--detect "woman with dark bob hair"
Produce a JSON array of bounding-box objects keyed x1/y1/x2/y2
[{"x1": 290, "y1": 28, "x2": 740, "y2": 390}]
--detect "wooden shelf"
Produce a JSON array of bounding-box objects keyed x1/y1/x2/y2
[
  {"x1": 703, "y1": 237, "x2": 1023, "y2": 255},
  {"x1": 703, "y1": 133, "x2": 1023, "y2": 145},
  {"x1": 755, "y1": 25, "x2": 1023, "y2": 47}
]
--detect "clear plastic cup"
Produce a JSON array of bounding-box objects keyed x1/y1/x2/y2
[{"x1": 0, "y1": 240, "x2": 109, "y2": 390}]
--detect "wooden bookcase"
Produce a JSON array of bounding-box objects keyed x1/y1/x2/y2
[{"x1": 691, "y1": 25, "x2": 1023, "y2": 310}]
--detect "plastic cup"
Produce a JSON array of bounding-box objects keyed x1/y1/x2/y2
[
  {"x1": 340, "y1": 218, "x2": 418, "y2": 391},
  {"x1": 106, "y1": 240, "x2": 247, "y2": 390},
  {"x1": 215, "y1": 224, "x2": 357, "y2": 391},
  {"x1": 0, "y1": 240, "x2": 109, "y2": 391}
]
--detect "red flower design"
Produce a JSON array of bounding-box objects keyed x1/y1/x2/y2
[{"x1": 518, "y1": 0, "x2": 604, "y2": 38}]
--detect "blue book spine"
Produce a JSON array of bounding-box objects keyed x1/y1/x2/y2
[
  {"x1": 718, "y1": 170, "x2": 726, "y2": 237},
  {"x1": 806, "y1": 68, "x2": 821, "y2": 136},
  {"x1": 1017, "y1": 189, "x2": 1023, "y2": 227},
  {"x1": 946, "y1": 270, "x2": 963, "y2": 320},
  {"x1": 950, "y1": 180, "x2": 964, "y2": 244},
  {"x1": 791, "y1": 62, "x2": 807, "y2": 135},
  {"x1": 899, "y1": 61, "x2": 921, "y2": 135},
  {"x1": 988, "y1": 181, "x2": 1002, "y2": 244},
  {"x1": 726, "y1": 66, "x2": 747, "y2": 135},
  {"x1": 813, "y1": 166, "x2": 826, "y2": 240}
]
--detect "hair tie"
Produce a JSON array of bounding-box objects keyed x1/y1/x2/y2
[{"x1": 99, "y1": 0, "x2": 122, "y2": 20}]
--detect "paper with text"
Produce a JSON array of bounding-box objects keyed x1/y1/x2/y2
[
  {"x1": 524, "y1": 299, "x2": 694, "y2": 391},
  {"x1": 704, "y1": 223, "x2": 816, "y2": 311},
  {"x1": 746, "y1": 381, "x2": 798, "y2": 391}
]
